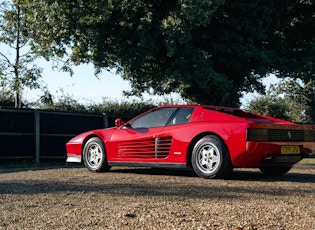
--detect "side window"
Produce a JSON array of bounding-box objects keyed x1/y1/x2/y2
[
  {"x1": 167, "y1": 108, "x2": 194, "y2": 126},
  {"x1": 130, "y1": 108, "x2": 177, "y2": 129}
]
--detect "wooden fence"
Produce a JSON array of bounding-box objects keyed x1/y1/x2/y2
[{"x1": 0, "y1": 108, "x2": 132, "y2": 163}]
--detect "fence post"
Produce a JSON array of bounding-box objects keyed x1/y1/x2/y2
[
  {"x1": 34, "y1": 110, "x2": 40, "y2": 163},
  {"x1": 103, "y1": 113, "x2": 108, "y2": 128}
]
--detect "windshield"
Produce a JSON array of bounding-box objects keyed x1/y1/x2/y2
[{"x1": 130, "y1": 108, "x2": 177, "y2": 128}]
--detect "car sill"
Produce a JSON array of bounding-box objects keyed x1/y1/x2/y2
[{"x1": 108, "y1": 161, "x2": 187, "y2": 168}]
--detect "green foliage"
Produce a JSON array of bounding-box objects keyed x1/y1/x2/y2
[
  {"x1": 30, "y1": 90, "x2": 90, "y2": 113},
  {"x1": 88, "y1": 98, "x2": 155, "y2": 116},
  {"x1": 23, "y1": 0, "x2": 315, "y2": 106},
  {"x1": 269, "y1": 1, "x2": 315, "y2": 82},
  {"x1": 29, "y1": 89, "x2": 156, "y2": 116},
  {"x1": 272, "y1": 79, "x2": 315, "y2": 123},
  {"x1": 244, "y1": 78, "x2": 315, "y2": 124},
  {"x1": 244, "y1": 93, "x2": 290, "y2": 121}
]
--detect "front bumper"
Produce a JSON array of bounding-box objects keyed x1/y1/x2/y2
[{"x1": 66, "y1": 155, "x2": 82, "y2": 163}]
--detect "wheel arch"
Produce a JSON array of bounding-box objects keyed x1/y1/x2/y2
[
  {"x1": 81, "y1": 135, "x2": 111, "y2": 172},
  {"x1": 81, "y1": 134, "x2": 104, "y2": 160},
  {"x1": 186, "y1": 132, "x2": 231, "y2": 168}
]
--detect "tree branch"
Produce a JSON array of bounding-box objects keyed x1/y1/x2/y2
[{"x1": 0, "y1": 51, "x2": 13, "y2": 66}]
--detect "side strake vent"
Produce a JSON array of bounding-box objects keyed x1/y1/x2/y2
[
  {"x1": 247, "y1": 129, "x2": 315, "y2": 142},
  {"x1": 155, "y1": 137, "x2": 172, "y2": 158},
  {"x1": 118, "y1": 137, "x2": 172, "y2": 158}
]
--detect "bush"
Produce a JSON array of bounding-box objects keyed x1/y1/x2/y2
[{"x1": 87, "y1": 98, "x2": 155, "y2": 116}]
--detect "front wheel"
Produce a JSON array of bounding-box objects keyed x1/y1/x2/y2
[
  {"x1": 191, "y1": 135, "x2": 233, "y2": 179},
  {"x1": 83, "y1": 137, "x2": 110, "y2": 172}
]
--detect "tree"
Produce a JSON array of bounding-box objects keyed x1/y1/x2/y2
[
  {"x1": 244, "y1": 94, "x2": 289, "y2": 121},
  {"x1": 24, "y1": 0, "x2": 315, "y2": 106},
  {"x1": 0, "y1": 0, "x2": 42, "y2": 108},
  {"x1": 270, "y1": 1, "x2": 315, "y2": 83},
  {"x1": 273, "y1": 79, "x2": 315, "y2": 123},
  {"x1": 245, "y1": 79, "x2": 315, "y2": 124}
]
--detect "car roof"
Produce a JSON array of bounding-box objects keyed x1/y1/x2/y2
[
  {"x1": 155, "y1": 104, "x2": 281, "y2": 123},
  {"x1": 157, "y1": 104, "x2": 241, "y2": 112}
]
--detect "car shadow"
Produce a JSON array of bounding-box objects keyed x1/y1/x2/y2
[
  {"x1": 231, "y1": 169, "x2": 315, "y2": 183},
  {"x1": 1, "y1": 162, "x2": 314, "y2": 183},
  {"x1": 110, "y1": 167, "x2": 197, "y2": 178},
  {"x1": 109, "y1": 167, "x2": 315, "y2": 183}
]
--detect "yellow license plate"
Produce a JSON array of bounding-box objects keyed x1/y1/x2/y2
[{"x1": 281, "y1": 146, "x2": 300, "y2": 154}]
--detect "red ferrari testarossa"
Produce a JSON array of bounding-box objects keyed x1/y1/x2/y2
[{"x1": 66, "y1": 105, "x2": 315, "y2": 179}]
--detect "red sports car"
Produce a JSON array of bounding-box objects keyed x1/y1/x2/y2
[{"x1": 66, "y1": 105, "x2": 315, "y2": 179}]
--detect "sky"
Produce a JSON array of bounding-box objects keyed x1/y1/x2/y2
[
  {"x1": 24, "y1": 59, "x2": 133, "y2": 104},
  {"x1": 24, "y1": 59, "x2": 187, "y2": 105},
  {"x1": 0, "y1": 42, "x2": 133, "y2": 104}
]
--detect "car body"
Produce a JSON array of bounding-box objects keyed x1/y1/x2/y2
[{"x1": 66, "y1": 105, "x2": 315, "y2": 179}]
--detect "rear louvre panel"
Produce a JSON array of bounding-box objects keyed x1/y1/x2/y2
[
  {"x1": 247, "y1": 129, "x2": 315, "y2": 142},
  {"x1": 118, "y1": 137, "x2": 172, "y2": 158}
]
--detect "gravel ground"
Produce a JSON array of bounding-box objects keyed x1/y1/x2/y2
[{"x1": 0, "y1": 162, "x2": 314, "y2": 230}]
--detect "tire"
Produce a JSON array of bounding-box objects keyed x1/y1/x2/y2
[
  {"x1": 259, "y1": 166, "x2": 292, "y2": 176},
  {"x1": 191, "y1": 135, "x2": 233, "y2": 179},
  {"x1": 83, "y1": 137, "x2": 110, "y2": 172}
]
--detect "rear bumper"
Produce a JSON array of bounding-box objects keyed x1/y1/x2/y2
[
  {"x1": 247, "y1": 141, "x2": 315, "y2": 156},
  {"x1": 242, "y1": 141, "x2": 315, "y2": 167}
]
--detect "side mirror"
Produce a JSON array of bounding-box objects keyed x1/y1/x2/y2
[{"x1": 115, "y1": 118, "x2": 124, "y2": 127}]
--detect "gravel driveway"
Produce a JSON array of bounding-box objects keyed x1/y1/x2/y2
[{"x1": 0, "y1": 162, "x2": 314, "y2": 230}]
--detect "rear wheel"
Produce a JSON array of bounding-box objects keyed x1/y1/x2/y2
[
  {"x1": 191, "y1": 135, "x2": 233, "y2": 179},
  {"x1": 259, "y1": 166, "x2": 292, "y2": 176},
  {"x1": 83, "y1": 137, "x2": 110, "y2": 172}
]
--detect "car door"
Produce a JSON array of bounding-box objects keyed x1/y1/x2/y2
[{"x1": 108, "y1": 107, "x2": 177, "y2": 162}]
